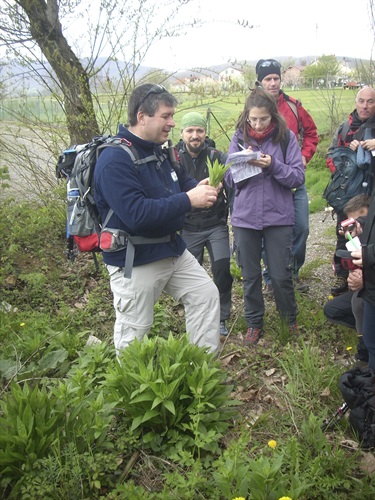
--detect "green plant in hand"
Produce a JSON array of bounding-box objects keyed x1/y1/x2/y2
[{"x1": 207, "y1": 158, "x2": 230, "y2": 187}]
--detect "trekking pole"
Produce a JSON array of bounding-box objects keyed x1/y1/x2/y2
[
  {"x1": 66, "y1": 232, "x2": 76, "y2": 263},
  {"x1": 321, "y1": 401, "x2": 349, "y2": 431},
  {"x1": 207, "y1": 109, "x2": 233, "y2": 144},
  {"x1": 206, "y1": 108, "x2": 211, "y2": 138}
]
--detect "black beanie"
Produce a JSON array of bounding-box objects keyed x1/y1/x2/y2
[{"x1": 256, "y1": 59, "x2": 281, "y2": 82}]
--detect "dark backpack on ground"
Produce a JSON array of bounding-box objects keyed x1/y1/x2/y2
[
  {"x1": 322, "y1": 146, "x2": 373, "y2": 214},
  {"x1": 338, "y1": 367, "x2": 375, "y2": 449}
]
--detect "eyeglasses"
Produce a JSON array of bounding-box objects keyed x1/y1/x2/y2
[
  {"x1": 258, "y1": 60, "x2": 281, "y2": 68},
  {"x1": 247, "y1": 116, "x2": 272, "y2": 125},
  {"x1": 138, "y1": 84, "x2": 168, "y2": 109}
]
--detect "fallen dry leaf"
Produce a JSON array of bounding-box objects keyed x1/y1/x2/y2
[
  {"x1": 360, "y1": 452, "x2": 375, "y2": 474},
  {"x1": 340, "y1": 439, "x2": 359, "y2": 450},
  {"x1": 220, "y1": 352, "x2": 241, "y2": 366},
  {"x1": 264, "y1": 368, "x2": 276, "y2": 377},
  {"x1": 321, "y1": 387, "x2": 331, "y2": 397},
  {"x1": 235, "y1": 390, "x2": 258, "y2": 401},
  {"x1": 5, "y1": 275, "x2": 17, "y2": 287}
]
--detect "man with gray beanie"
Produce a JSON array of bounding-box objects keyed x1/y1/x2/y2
[
  {"x1": 256, "y1": 58, "x2": 318, "y2": 295},
  {"x1": 177, "y1": 112, "x2": 233, "y2": 337}
]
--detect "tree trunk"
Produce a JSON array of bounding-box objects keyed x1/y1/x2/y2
[{"x1": 17, "y1": 0, "x2": 100, "y2": 145}]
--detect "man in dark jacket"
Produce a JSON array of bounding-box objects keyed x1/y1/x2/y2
[
  {"x1": 352, "y1": 190, "x2": 375, "y2": 370},
  {"x1": 177, "y1": 112, "x2": 233, "y2": 337},
  {"x1": 256, "y1": 59, "x2": 318, "y2": 294},
  {"x1": 94, "y1": 84, "x2": 222, "y2": 355},
  {"x1": 326, "y1": 86, "x2": 375, "y2": 295}
]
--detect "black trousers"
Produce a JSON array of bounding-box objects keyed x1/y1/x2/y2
[
  {"x1": 333, "y1": 212, "x2": 349, "y2": 278},
  {"x1": 324, "y1": 290, "x2": 368, "y2": 362}
]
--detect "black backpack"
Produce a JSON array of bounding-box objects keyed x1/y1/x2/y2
[
  {"x1": 338, "y1": 367, "x2": 375, "y2": 449},
  {"x1": 322, "y1": 146, "x2": 373, "y2": 214}
]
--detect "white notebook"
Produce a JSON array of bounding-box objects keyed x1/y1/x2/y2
[{"x1": 227, "y1": 150, "x2": 262, "y2": 183}]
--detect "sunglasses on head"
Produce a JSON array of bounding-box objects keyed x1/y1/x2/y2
[
  {"x1": 138, "y1": 84, "x2": 168, "y2": 108},
  {"x1": 259, "y1": 60, "x2": 281, "y2": 68}
]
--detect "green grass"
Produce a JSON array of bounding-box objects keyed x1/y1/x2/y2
[
  {"x1": 1, "y1": 183, "x2": 374, "y2": 498},
  {"x1": 170, "y1": 88, "x2": 357, "y2": 151},
  {"x1": 1, "y1": 88, "x2": 357, "y2": 153}
]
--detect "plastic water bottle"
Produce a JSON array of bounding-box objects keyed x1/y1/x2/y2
[{"x1": 67, "y1": 180, "x2": 80, "y2": 202}]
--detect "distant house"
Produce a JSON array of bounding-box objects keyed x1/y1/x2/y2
[
  {"x1": 169, "y1": 75, "x2": 219, "y2": 93},
  {"x1": 218, "y1": 68, "x2": 244, "y2": 82},
  {"x1": 339, "y1": 63, "x2": 352, "y2": 76},
  {"x1": 282, "y1": 66, "x2": 305, "y2": 89}
]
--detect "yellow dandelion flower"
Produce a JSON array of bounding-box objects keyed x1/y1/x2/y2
[
  {"x1": 232, "y1": 497, "x2": 246, "y2": 500},
  {"x1": 278, "y1": 497, "x2": 293, "y2": 500},
  {"x1": 268, "y1": 439, "x2": 277, "y2": 449},
  {"x1": 346, "y1": 346, "x2": 353, "y2": 351},
  {"x1": 20, "y1": 323, "x2": 25, "y2": 327},
  {"x1": 328, "y1": 294, "x2": 334, "y2": 300}
]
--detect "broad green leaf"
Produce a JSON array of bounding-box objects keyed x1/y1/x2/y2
[
  {"x1": 151, "y1": 396, "x2": 163, "y2": 410},
  {"x1": 37, "y1": 348, "x2": 69, "y2": 371},
  {"x1": 163, "y1": 400, "x2": 176, "y2": 415}
]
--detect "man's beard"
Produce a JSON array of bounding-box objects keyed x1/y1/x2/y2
[{"x1": 187, "y1": 142, "x2": 203, "y2": 155}]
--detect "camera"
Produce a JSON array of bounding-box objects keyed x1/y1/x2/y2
[{"x1": 340, "y1": 217, "x2": 356, "y2": 233}]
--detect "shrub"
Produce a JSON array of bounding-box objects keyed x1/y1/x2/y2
[{"x1": 105, "y1": 334, "x2": 241, "y2": 457}]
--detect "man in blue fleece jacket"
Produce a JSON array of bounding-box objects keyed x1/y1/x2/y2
[{"x1": 94, "y1": 84, "x2": 221, "y2": 354}]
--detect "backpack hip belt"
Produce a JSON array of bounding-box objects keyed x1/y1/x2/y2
[{"x1": 123, "y1": 232, "x2": 177, "y2": 279}]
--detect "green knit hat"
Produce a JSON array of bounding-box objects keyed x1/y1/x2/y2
[{"x1": 180, "y1": 112, "x2": 207, "y2": 131}]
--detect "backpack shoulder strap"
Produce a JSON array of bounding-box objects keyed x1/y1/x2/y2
[
  {"x1": 207, "y1": 147, "x2": 221, "y2": 164},
  {"x1": 340, "y1": 121, "x2": 350, "y2": 143},
  {"x1": 97, "y1": 138, "x2": 161, "y2": 168},
  {"x1": 280, "y1": 132, "x2": 290, "y2": 163},
  {"x1": 282, "y1": 92, "x2": 303, "y2": 136},
  {"x1": 286, "y1": 99, "x2": 299, "y2": 122},
  {"x1": 237, "y1": 138, "x2": 245, "y2": 151}
]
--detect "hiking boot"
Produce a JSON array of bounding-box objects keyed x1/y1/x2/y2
[
  {"x1": 330, "y1": 276, "x2": 348, "y2": 296},
  {"x1": 220, "y1": 320, "x2": 228, "y2": 337},
  {"x1": 243, "y1": 327, "x2": 263, "y2": 346},
  {"x1": 355, "y1": 339, "x2": 369, "y2": 364},
  {"x1": 294, "y1": 278, "x2": 309, "y2": 293}
]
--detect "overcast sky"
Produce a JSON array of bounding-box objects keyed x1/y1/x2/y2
[{"x1": 142, "y1": 0, "x2": 374, "y2": 70}]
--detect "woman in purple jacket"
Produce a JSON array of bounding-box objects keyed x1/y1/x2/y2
[{"x1": 225, "y1": 87, "x2": 305, "y2": 346}]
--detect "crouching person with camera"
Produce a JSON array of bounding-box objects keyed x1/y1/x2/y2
[{"x1": 94, "y1": 84, "x2": 221, "y2": 355}]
